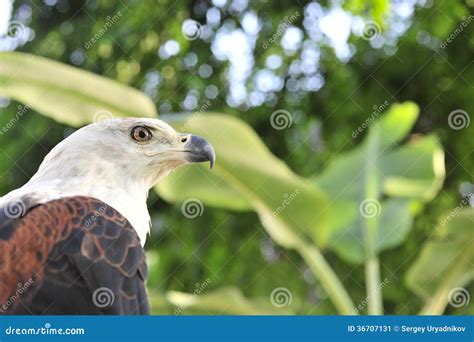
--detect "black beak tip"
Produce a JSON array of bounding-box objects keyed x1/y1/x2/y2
[{"x1": 209, "y1": 151, "x2": 215, "y2": 169}]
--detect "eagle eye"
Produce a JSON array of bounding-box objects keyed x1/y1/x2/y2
[{"x1": 131, "y1": 126, "x2": 153, "y2": 142}]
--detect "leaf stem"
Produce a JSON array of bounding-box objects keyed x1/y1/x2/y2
[
  {"x1": 365, "y1": 256, "x2": 383, "y2": 314},
  {"x1": 362, "y1": 124, "x2": 384, "y2": 315},
  {"x1": 296, "y1": 240, "x2": 357, "y2": 315}
]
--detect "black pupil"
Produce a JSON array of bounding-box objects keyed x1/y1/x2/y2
[{"x1": 139, "y1": 130, "x2": 146, "y2": 139}]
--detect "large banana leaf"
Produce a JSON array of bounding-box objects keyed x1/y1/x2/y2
[
  {"x1": 158, "y1": 113, "x2": 330, "y2": 249},
  {"x1": 406, "y1": 208, "x2": 474, "y2": 314},
  {"x1": 0, "y1": 52, "x2": 156, "y2": 126},
  {"x1": 313, "y1": 102, "x2": 445, "y2": 263}
]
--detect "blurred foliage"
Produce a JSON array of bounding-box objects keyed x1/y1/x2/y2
[
  {"x1": 313, "y1": 102, "x2": 445, "y2": 262},
  {"x1": 407, "y1": 208, "x2": 474, "y2": 314},
  {"x1": 0, "y1": 0, "x2": 473, "y2": 315}
]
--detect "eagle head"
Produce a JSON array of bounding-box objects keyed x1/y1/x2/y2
[
  {"x1": 35, "y1": 117, "x2": 215, "y2": 188},
  {"x1": 15, "y1": 117, "x2": 216, "y2": 243}
]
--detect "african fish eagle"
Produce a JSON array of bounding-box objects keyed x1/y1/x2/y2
[{"x1": 0, "y1": 118, "x2": 215, "y2": 315}]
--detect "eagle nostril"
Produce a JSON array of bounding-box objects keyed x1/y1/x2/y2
[{"x1": 181, "y1": 137, "x2": 188, "y2": 144}]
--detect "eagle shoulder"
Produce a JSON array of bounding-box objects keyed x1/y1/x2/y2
[{"x1": 0, "y1": 196, "x2": 149, "y2": 315}]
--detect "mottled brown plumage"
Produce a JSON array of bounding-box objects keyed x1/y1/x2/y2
[{"x1": 0, "y1": 196, "x2": 148, "y2": 315}]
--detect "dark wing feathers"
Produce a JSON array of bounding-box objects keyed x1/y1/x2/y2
[{"x1": 0, "y1": 196, "x2": 149, "y2": 315}]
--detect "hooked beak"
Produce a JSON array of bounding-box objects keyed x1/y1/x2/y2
[{"x1": 182, "y1": 134, "x2": 216, "y2": 169}]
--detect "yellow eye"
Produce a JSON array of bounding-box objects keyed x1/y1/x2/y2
[{"x1": 131, "y1": 126, "x2": 153, "y2": 142}]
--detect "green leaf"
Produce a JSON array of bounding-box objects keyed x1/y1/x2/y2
[
  {"x1": 316, "y1": 102, "x2": 421, "y2": 201},
  {"x1": 166, "y1": 286, "x2": 295, "y2": 315},
  {"x1": 0, "y1": 52, "x2": 156, "y2": 126},
  {"x1": 376, "y1": 101, "x2": 419, "y2": 149},
  {"x1": 157, "y1": 164, "x2": 252, "y2": 211},
  {"x1": 380, "y1": 135, "x2": 445, "y2": 200},
  {"x1": 406, "y1": 208, "x2": 474, "y2": 305},
  {"x1": 313, "y1": 102, "x2": 445, "y2": 263},
  {"x1": 157, "y1": 113, "x2": 330, "y2": 249},
  {"x1": 331, "y1": 199, "x2": 414, "y2": 262}
]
